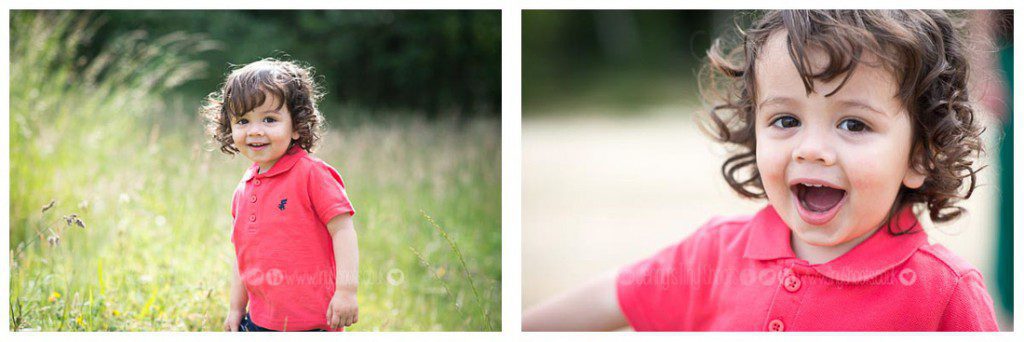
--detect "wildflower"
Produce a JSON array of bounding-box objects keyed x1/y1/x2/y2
[
  {"x1": 41, "y1": 200, "x2": 55, "y2": 213},
  {"x1": 112, "y1": 309, "x2": 121, "y2": 317},
  {"x1": 436, "y1": 266, "x2": 446, "y2": 278},
  {"x1": 47, "y1": 235, "x2": 60, "y2": 246},
  {"x1": 64, "y1": 214, "x2": 80, "y2": 226},
  {"x1": 76, "y1": 316, "x2": 84, "y2": 326},
  {"x1": 48, "y1": 291, "x2": 61, "y2": 302}
]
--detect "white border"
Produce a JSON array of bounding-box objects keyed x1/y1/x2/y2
[{"x1": 1, "y1": 1, "x2": 1022, "y2": 342}]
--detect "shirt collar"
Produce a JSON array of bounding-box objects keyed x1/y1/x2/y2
[
  {"x1": 743, "y1": 205, "x2": 928, "y2": 283},
  {"x1": 242, "y1": 145, "x2": 307, "y2": 182}
]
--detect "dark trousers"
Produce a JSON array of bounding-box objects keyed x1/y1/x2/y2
[{"x1": 239, "y1": 313, "x2": 326, "y2": 332}]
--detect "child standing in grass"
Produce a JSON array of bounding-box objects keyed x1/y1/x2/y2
[
  {"x1": 203, "y1": 58, "x2": 359, "y2": 332},
  {"x1": 523, "y1": 10, "x2": 998, "y2": 331}
]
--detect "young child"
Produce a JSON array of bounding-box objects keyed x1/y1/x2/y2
[
  {"x1": 202, "y1": 58, "x2": 359, "y2": 332},
  {"x1": 523, "y1": 10, "x2": 998, "y2": 331}
]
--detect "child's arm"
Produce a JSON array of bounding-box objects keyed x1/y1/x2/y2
[
  {"x1": 223, "y1": 259, "x2": 248, "y2": 331},
  {"x1": 522, "y1": 270, "x2": 629, "y2": 331},
  {"x1": 325, "y1": 213, "x2": 359, "y2": 330}
]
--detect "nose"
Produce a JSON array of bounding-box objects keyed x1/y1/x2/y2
[
  {"x1": 792, "y1": 128, "x2": 836, "y2": 166},
  {"x1": 247, "y1": 124, "x2": 265, "y2": 137}
]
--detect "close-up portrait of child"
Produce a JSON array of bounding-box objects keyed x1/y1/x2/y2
[{"x1": 523, "y1": 9, "x2": 1013, "y2": 331}]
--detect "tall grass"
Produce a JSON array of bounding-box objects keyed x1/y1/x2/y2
[{"x1": 9, "y1": 11, "x2": 500, "y2": 331}]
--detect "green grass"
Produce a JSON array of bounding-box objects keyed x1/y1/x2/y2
[{"x1": 9, "y1": 11, "x2": 501, "y2": 331}]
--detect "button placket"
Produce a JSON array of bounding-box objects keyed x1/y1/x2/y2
[
  {"x1": 764, "y1": 264, "x2": 806, "y2": 331},
  {"x1": 247, "y1": 177, "x2": 260, "y2": 233}
]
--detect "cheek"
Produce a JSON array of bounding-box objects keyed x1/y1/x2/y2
[
  {"x1": 230, "y1": 128, "x2": 243, "y2": 145},
  {"x1": 843, "y1": 145, "x2": 906, "y2": 222},
  {"x1": 755, "y1": 137, "x2": 789, "y2": 190},
  {"x1": 843, "y1": 141, "x2": 908, "y2": 190}
]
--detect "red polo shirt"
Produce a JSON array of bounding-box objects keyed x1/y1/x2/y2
[
  {"x1": 231, "y1": 146, "x2": 355, "y2": 331},
  {"x1": 616, "y1": 205, "x2": 998, "y2": 331}
]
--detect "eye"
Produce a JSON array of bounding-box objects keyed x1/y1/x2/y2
[
  {"x1": 236, "y1": 118, "x2": 249, "y2": 125},
  {"x1": 769, "y1": 115, "x2": 800, "y2": 129},
  {"x1": 263, "y1": 117, "x2": 277, "y2": 123},
  {"x1": 838, "y1": 118, "x2": 869, "y2": 132}
]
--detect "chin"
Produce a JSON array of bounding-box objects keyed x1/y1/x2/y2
[
  {"x1": 789, "y1": 219, "x2": 847, "y2": 247},
  {"x1": 799, "y1": 232, "x2": 845, "y2": 247}
]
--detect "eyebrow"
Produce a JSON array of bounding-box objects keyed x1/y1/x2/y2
[
  {"x1": 836, "y1": 99, "x2": 889, "y2": 117},
  {"x1": 758, "y1": 96, "x2": 890, "y2": 117},
  {"x1": 757, "y1": 96, "x2": 798, "y2": 110}
]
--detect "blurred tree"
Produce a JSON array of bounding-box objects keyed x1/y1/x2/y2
[
  {"x1": 76, "y1": 10, "x2": 500, "y2": 119},
  {"x1": 522, "y1": 10, "x2": 737, "y2": 114}
]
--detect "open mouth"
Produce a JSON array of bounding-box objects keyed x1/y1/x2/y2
[
  {"x1": 790, "y1": 182, "x2": 847, "y2": 225},
  {"x1": 248, "y1": 142, "x2": 269, "y2": 150},
  {"x1": 795, "y1": 183, "x2": 845, "y2": 212}
]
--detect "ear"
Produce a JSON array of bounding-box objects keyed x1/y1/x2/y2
[
  {"x1": 902, "y1": 167, "x2": 926, "y2": 189},
  {"x1": 902, "y1": 142, "x2": 927, "y2": 189},
  {"x1": 291, "y1": 129, "x2": 300, "y2": 141}
]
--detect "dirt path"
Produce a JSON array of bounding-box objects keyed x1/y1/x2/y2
[{"x1": 522, "y1": 108, "x2": 1002, "y2": 324}]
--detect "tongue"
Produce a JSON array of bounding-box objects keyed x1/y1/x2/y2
[{"x1": 804, "y1": 186, "x2": 845, "y2": 211}]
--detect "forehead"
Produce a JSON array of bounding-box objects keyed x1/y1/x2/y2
[
  {"x1": 753, "y1": 30, "x2": 900, "y2": 108},
  {"x1": 228, "y1": 89, "x2": 287, "y2": 117}
]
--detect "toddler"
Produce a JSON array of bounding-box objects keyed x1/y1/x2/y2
[
  {"x1": 203, "y1": 58, "x2": 359, "y2": 332},
  {"x1": 523, "y1": 10, "x2": 998, "y2": 331}
]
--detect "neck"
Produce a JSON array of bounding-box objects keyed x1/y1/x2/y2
[
  {"x1": 258, "y1": 159, "x2": 278, "y2": 174},
  {"x1": 790, "y1": 228, "x2": 877, "y2": 265}
]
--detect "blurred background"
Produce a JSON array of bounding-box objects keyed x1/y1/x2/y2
[
  {"x1": 522, "y1": 10, "x2": 1013, "y2": 330},
  {"x1": 83, "y1": 10, "x2": 501, "y2": 119},
  {"x1": 10, "y1": 10, "x2": 500, "y2": 331}
]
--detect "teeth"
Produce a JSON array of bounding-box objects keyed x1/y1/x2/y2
[{"x1": 802, "y1": 183, "x2": 823, "y2": 187}]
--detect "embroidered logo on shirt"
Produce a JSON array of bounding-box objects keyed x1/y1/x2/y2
[{"x1": 278, "y1": 198, "x2": 287, "y2": 211}]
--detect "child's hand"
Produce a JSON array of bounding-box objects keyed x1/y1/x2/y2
[
  {"x1": 223, "y1": 309, "x2": 244, "y2": 332},
  {"x1": 326, "y1": 289, "x2": 359, "y2": 330}
]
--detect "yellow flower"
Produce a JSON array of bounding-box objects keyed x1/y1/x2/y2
[
  {"x1": 48, "y1": 291, "x2": 61, "y2": 302},
  {"x1": 76, "y1": 316, "x2": 84, "y2": 326},
  {"x1": 112, "y1": 309, "x2": 120, "y2": 317}
]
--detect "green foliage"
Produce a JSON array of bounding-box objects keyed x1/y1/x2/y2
[
  {"x1": 10, "y1": 11, "x2": 500, "y2": 331},
  {"x1": 83, "y1": 10, "x2": 501, "y2": 118},
  {"x1": 522, "y1": 10, "x2": 726, "y2": 114}
]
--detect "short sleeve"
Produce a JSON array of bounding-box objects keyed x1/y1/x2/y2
[
  {"x1": 616, "y1": 223, "x2": 719, "y2": 331},
  {"x1": 307, "y1": 161, "x2": 355, "y2": 225},
  {"x1": 937, "y1": 270, "x2": 999, "y2": 331}
]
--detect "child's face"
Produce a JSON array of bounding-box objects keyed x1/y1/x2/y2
[
  {"x1": 753, "y1": 31, "x2": 926, "y2": 248},
  {"x1": 230, "y1": 93, "x2": 300, "y2": 171}
]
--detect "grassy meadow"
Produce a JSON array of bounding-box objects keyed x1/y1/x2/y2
[{"x1": 9, "y1": 12, "x2": 501, "y2": 331}]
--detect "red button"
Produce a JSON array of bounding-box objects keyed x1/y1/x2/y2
[
  {"x1": 250, "y1": 195, "x2": 257, "y2": 203},
  {"x1": 249, "y1": 215, "x2": 256, "y2": 222},
  {"x1": 784, "y1": 275, "x2": 801, "y2": 292},
  {"x1": 254, "y1": 179, "x2": 262, "y2": 186},
  {"x1": 767, "y1": 319, "x2": 785, "y2": 332}
]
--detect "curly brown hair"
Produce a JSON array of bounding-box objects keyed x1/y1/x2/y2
[
  {"x1": 700, "y1": 10, "x2": 984, "y2": 233},
  {"x1": 202, "y1": 58, "x2": 325, "y2": 155}
]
